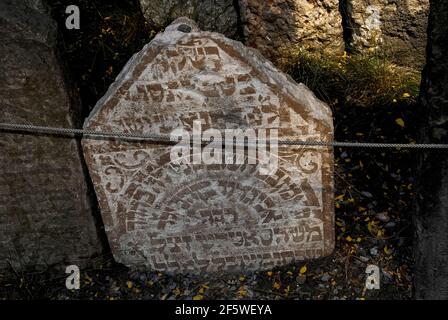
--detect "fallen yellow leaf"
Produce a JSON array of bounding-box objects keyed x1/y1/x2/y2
[
  {"x1": 193, "y1": 295, "x2": 204, "y2": 300},
  {"x1": 384, "y1": 245, "x2": 392, "y2": 255},
  {"x1": 84, "y1": 275, "x2": 92, "y2": 285},
  {"x1": 238, "y1": 287, "x2": 247, "y2": 297},
  {"x1": 172, "y1": 288, "x2": 181, "y2": 296},
  {"x1": 284, "y1": 285, "x2": 291, "y2": 296},
  {"x1": 395, "y1": 118, "x2": 405, "y2": 128},
  {"x1": 299, "y1": 265, "x2": 307, "y2": 274}
]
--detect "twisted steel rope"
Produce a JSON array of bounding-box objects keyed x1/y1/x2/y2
[{"x1": 1, "y1": 122, "x2": 448, "y2": 149}]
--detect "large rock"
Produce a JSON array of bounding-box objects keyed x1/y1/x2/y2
[
  {"x1": 346, "y1": 0, "x2": 429, "y2": 68},
  {"x1": 0, "y1": 0, "x2": 101, "y2": 270},
  {"x1": 82, "y1": 18, "x2": 334, "y2": 274},
  {"x1": 240, "y1": 0, "x2": 344, "y2": 60},
  {"x1": 139, "y1": 0, "x2": 241, "y2": 39},
  {"x1": 139, "y1": 0, "x2": 343, "y2": 60}
]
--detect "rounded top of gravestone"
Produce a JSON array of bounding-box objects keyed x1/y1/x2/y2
[{"x1": 84, "y1": 17, "x2": 333, "y2": 137}]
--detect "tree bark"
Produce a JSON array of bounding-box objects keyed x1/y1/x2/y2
[{"x1": 415, "y1": 0, "x2": 448, "y2": 300}]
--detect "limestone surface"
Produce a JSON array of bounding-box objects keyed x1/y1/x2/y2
[
  {"x1": 0, "y1": 0, "x2": 101, "y2": 270},
  {"x1": 83, "y1": 18, "x2": 334, "y2": 273},
  {"x1": 346, "y1": 0, "x2": 429, "y2": 68},
  {"x1": 240, "y1": 0, "x2": 344, "y2": 59}
]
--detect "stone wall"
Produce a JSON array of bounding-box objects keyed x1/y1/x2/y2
[
  {"x1": 240, "y1": 0, "x2": 345, "y2": 60},
  {"x1": 138, "y1": 0, "x2": 429, "y2": 68},
  {"x1": 0, "y1": 0, "x2": 101, "y2": 270},
  {"x1": 139, "y1": 0, "x2": 345, "y2": 60},
  {"x1": 345, "y1": 0, "x2": 429, "y2": 68},
  {"x1": 139, "y1": 0, "x2": 242, "y2": 40}
]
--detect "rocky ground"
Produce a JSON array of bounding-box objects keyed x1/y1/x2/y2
[{"x1": 0, "y1": 0, "x2": 418, "y2": 300}]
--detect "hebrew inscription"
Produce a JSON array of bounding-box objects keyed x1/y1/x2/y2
[{"x1": 82, "y1": 18, "x2": 334, "y2": 273}]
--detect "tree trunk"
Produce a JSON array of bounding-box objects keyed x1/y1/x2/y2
[{"x1": 415, "y1": 0, "x2": 448, "y2": 300}]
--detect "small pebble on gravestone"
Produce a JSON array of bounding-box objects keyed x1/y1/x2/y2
[{"x1": 177, "y1": 24, "x2": 192, "y2": 33}]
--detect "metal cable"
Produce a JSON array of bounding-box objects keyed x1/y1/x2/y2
[{"x1": 1, "y1": 122, "x2": 448, "y2": 149}]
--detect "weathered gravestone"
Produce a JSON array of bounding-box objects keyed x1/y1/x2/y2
[
  {"x1": 0, "y1": 0, "x2": 101, "y2": 270},
  {"x1": 82, "y1": 18, "x2": 334, "y2": 273}
]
